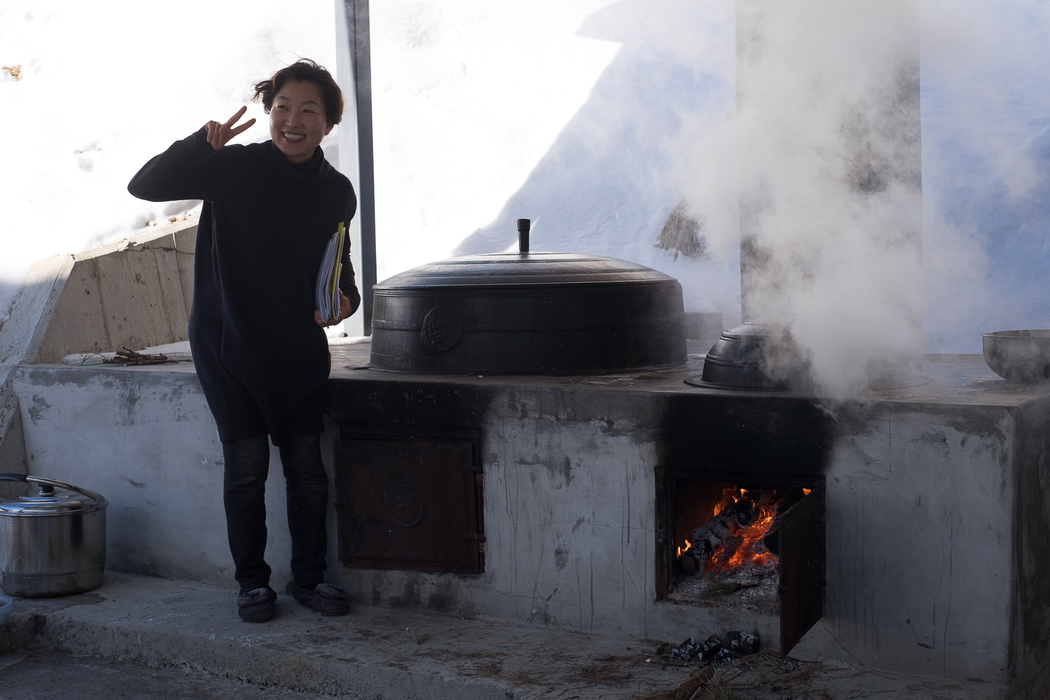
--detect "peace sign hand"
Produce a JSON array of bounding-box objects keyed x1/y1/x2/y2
[{"x1": 204, "y1": 106, "x2": 256, "y2": 150}]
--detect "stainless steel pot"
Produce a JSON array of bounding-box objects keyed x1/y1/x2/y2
[{"x1": 0, "y1": 474, "x2": 107, "y2": 597}]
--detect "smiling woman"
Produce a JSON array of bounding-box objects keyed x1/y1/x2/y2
[
  {"x1": 0, "y1": 0, "x2": 338, "y2": 325},
  {"x1": 268, "y1": 81, "x2": 333, "y2": 164},
  {"x1": 127, "y1": 58, "x2": 359, "y2": 624},
  {"x1": 252, "y1": 59, "x2": 345, "y2": 164}
]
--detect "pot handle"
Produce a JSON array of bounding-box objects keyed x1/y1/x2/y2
[{"x1": 0, "y1": 473, "x2": 105, "y2": 504}]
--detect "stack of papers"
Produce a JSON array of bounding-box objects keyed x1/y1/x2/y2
[{"x1": 315, "y1": 222, "x2": 345, "y2": 322}]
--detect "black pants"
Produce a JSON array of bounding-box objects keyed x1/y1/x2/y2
[{"x1": 221, "y1": 434, "x2": 329, "y2": 594}]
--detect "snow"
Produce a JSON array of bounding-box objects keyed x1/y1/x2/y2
[
  {"x1": 0, "y1": 0, "x2": 740, "y2": 332},
  {"x1": 366, "y1": 0, "x2": 741, "y2": 323},
  {"x1": 3, "y1": 0, "x2": 1050, "y2": 383},
  {"x1": 0, "y1": 0, "x2": 338, "y2": 319}
]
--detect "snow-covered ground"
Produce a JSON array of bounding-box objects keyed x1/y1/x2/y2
[
  {"x1": 0, "y1": 0, "x2": 338, "y2": 315},
  {"x1": 3, "y1": 0, "x2": 1050, "y2": 379}
]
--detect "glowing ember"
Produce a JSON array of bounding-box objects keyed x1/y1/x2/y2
[
  {"x1": 711, "y1": 504, "x2": 777, "y2": 572},
  {"x1": 676, "y1": 486, "x2": 806, "y2": 577}
]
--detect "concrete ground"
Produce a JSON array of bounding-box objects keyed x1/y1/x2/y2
[{"x1": 0, "y1": 573, "x2": 1006, "y2": 699}]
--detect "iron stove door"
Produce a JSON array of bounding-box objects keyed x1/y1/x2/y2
[
  {"x1": 777, "y1": 486, "x2": 825, "y2": 655},
  {"x1": 335, "y1": 429, "x2": 484, "y2": 574}
]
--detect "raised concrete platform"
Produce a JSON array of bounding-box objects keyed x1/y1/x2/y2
[
  {"x1": 0, "y1": 572, "x2": 1006, "y2": 699},
  {"x1": 10, "y1": 343, "x2": 1050, "y2": 696}
]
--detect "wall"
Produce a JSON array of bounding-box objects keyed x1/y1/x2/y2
[
  {"x1": 11, "y1": 352, "x2": 1046, "y2": 693},
  {"x1": 825, "y1": 402, "x2": 1014, "y2": 682},
  {"x1": 10, "y1": 364, "x2": 298, "y2": 589},
  {"x1": 0, "y1": 220, "x2": 199, "y2": 492},
  {"x1": 32, "y1": 217, "x2": 197, "y2": 364},
  {"x1": 1011, "y1": 397, "x2": 1050, "y2": 696}
]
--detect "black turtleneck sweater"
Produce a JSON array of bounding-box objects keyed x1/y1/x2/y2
[{"x1": 128, "y1": 128, "x2": 359, "y2": 440}]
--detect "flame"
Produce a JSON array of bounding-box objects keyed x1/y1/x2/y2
[
  {"x1": 711, "y1": 486, "x2": 738, "y2": 517},
  {"x1": 677, "y1": 486, "x2": 804, "y2": 575},
  {"x1": 714, "y1": 504, "x2": 778, "y2": 571}
]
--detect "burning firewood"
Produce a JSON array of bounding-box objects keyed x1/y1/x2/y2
[{"x1": 678, "y1": 488, "x2": 787, "y2": 576}]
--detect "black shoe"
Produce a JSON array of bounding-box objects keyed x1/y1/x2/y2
[
  {"x1": 289, "y1": 582, "x2": 349, "y2": 616},
  {"x1": 237, "y1": 586, "x2": 277, "y2": 622}
]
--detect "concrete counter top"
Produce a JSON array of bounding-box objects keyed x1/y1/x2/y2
[
  {"x1": 328, "y1": 343, "x2": 1050, "y2": 410},
  {"x1": 10, "y1": 344, "x2": 1050, "y2": 690}
]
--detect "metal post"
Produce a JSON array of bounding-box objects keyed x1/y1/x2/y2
[{"x1": 343, "y1": 0, "x2": 377, "y2": 335}]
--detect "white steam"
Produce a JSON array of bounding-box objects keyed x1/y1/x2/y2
[
  {"x1": 694, "y1": 0, "x2": 922, "y2": 398},
  {"x1": 921, "y1": 0, "x2": 1050, "y2": 353},
  {"x1": 678, "y1": 0, "x2": 1033, "y2": 399}
]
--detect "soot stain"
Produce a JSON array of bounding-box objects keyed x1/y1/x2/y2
[
  {"x1": 28, "y1": 395, "x2": 50, "y2": 424},
  {"x1": 554, "y1": 544, "x2": 569, "y2": 571}
]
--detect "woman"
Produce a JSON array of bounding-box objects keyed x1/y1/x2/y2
[{"x1": 128, "y1": 59, "x2": 359, "y2": 622}]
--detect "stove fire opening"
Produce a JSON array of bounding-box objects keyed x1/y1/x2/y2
[
  {"x1": 657, "y1": 472, "x2": 825, "y2": 655},
  {"x1": 671, "y1": 482, "x2": 808, "y2": 612}
]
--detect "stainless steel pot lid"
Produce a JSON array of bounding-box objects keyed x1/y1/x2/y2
[{"x1": 0, "y1": 474, "x2": 106, "y2": 514}]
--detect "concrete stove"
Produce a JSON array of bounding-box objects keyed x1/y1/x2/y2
[{"x1": 10, "y1": 346, "x2": 1050, "y2": 696}]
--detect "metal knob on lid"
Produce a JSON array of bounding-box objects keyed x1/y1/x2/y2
[{"x1": 517, "y1": 218, "x2": 530, "y2": 254}]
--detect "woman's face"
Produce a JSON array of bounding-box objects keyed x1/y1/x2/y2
[{"x1": 268, "y1": 80, "x2": 333, "y2": 164}]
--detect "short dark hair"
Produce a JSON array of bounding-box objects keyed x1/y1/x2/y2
[{"x1": 253, "y1": 59, "x2": 344, "y2": 125}]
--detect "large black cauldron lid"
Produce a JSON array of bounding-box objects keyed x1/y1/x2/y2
[
  {"x1": 369, "y1": 244, "x2": 687, "y2": 375},
  {"x1": 373, "y1": 251, "x2": 679, "y2": 290}
]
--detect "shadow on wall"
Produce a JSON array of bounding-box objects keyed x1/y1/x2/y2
[
  {"x1": 920, "y1": 3, "x2": 1050, "y2": 353},
  {"x1": 924, "y1": 121, "x2": 1050, "y2": 353},
  {"x1": 452, "y1": 0, "x2": 741, "y2": 319}
]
